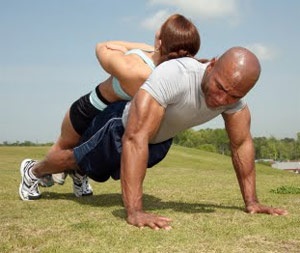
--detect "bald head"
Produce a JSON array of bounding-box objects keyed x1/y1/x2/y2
[
  {"x1": 217, "y1": 46, "x2": 261, "y2": 95},
  {"x1": 201, "y1": 46, "x2": 261, "y2": 108}
]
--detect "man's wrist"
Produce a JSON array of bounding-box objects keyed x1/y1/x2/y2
[
  {"x1": 126, "y1": 207, "x2": 143, "y2": 216},
  {"x1": 245, "y1": 200, "x2": 258, "y2": 207}
]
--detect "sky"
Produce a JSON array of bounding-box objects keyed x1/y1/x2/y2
[{"x1": 0, "y1": 0, "x2": 299, "y2": 143}]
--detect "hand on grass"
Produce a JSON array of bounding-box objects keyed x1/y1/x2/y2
[
  {"x1": 246, "y1": 203, "x2": 288, "y2": 216},
  {"x1": 127, "y1": 211, "x2": 172, "y2": 230}
]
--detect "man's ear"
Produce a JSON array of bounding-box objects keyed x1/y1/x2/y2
[{"x1": 206, "y1": 57, "x2": 217, "y2": 72}]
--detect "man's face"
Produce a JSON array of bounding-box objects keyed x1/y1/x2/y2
[{"x1": 202, "y1": 62, "x2": 246, "y2": 108}]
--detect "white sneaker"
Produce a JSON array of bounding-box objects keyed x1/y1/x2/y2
[
  {"x1": 19, "y1": 159, "x2": 41, "y2": 201},
  {"x1": 52, "y1": 172, "x2": 68, "y2": 185},
  {"x1": 69, "y1": 170, "x2": 93, "y2": 197}
]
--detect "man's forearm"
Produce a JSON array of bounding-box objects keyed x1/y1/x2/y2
[
  {"x1": 121, "y1": 138, "x2": 148, "y2": 215},
  {"x1": 231, "y1": 139, "x2": 258, "y2": 206}
]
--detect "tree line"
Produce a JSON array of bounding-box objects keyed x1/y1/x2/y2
[
  {"x1": 1, "y1": 129, "x2": 300, "y2": 161},
  {"x1": 173, "y1": 129, "x2": 300, "y2": 161},
  {"x1": 0, "y1": 141, "x2": 53, "y2": 147}
]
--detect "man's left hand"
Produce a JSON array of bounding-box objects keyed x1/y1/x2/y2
[{"x1": 246, "y1": 203, "x2": 288, "y2": 216}]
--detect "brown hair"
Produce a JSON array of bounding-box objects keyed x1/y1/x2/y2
[
  {"x1": 197, "y1": 57, "x2": 216, "y2": 64},
  {"x1": 158, "y1": 14, "x2": 201, "y2": 65}
]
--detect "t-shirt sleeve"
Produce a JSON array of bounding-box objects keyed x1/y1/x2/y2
[
  {"x1": 140, "y1": 60, "x2": 183, "y2": 108},
  {"x1": 223, "y1": 99, "x2": 247, "y2": 114}
]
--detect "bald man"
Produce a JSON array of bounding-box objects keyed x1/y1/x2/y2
[{"x1": 20, "y1": 47, "x2": 288, "y2": 230}]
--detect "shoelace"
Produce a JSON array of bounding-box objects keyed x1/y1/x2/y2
[{"x1": 28, "y1": 179, "x2": 40, "y2": 195}]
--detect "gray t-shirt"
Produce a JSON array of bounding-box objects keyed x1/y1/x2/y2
[{"x1": 122, "y1": 57, "x2": 246, "y2": 144}]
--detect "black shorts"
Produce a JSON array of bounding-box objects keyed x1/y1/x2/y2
[{"x1": 69, "y1": 93, "x2": 102, "y2": 136}]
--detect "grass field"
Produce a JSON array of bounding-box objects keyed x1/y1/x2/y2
[{"x1": 0, "y1": 146, "x2": 299, "y2": 253}]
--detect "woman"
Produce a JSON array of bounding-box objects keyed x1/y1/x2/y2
[{"x1": 27, "y1": 13, "x2": 201, "y2": 199}]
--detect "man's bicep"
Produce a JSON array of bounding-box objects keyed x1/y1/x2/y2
[{"x1": 222, "y1": 106, "x2": 252, "y2": 146}]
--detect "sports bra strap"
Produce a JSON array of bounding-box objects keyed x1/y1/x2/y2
[{"x1": 125, "y1": 49, "x2": 155, "y2": 70}]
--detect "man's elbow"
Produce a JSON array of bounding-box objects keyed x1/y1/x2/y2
[
  {"x1": 122, "y1": 132, "x2": 137, "y2": 145},
  {"x1": 230, "y1": 135, "x2": 254, "y2": 152},
  {"x1": 122, "y1": 131, "x2": 148, "y2": 149}
]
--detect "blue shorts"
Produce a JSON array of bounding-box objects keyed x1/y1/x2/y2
[{"x1": 73, "y1": 102, "x2": 172, "y2": 182}]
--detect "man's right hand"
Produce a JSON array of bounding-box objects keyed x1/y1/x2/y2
[{"x1": 127, "y1": 211, "x2": 172, "y2": 230}]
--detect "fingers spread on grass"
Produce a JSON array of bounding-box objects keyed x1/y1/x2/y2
[
  {"x1": 127, "y1": 211, "x2": 172, "y2": 230},
  {"x1": 246, "y1": 203, "x2": 288, "y2": 216}
]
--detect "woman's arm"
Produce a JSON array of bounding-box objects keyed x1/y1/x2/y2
[
  {"x1": 97, "y1": 41, "x2": 154, "y2": 53},
  {"x1": 96, "y1": 41, "x2": 152, "y2": 74},
  {"x1": 95, "y1": 41, "x2": 152, "y2": 92},
  {"x1": 96, "y1": 41, "x2": 154, "y2": 68},
  {"x1": 96, "y1": 41, "x2": 154, "y2": 67}
]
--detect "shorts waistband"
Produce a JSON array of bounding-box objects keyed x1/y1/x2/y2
[{"x1": 89, "y1": 87, "x2": 109, "y2": 110}]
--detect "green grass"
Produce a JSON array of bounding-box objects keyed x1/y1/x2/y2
[
  {"x1": 0, "y1": 145, "x2": 299, "y2": 253},
  {"x1": 271, "y1": 185, "x2": 300, "y2": 194}
]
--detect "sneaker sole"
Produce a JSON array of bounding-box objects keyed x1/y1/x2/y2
[
  {"x1": 52, "y1": 179, "x2": 66, "y2": 185},
  {"x1": 82, "y1": 191, "x2": 93, "y2": 197},
  {"x1": 19, "y1": 183, "x2": 41, "y2": 201},
  {"x1": 74, "y1": 192, "x2": 93, "y2": 198}
]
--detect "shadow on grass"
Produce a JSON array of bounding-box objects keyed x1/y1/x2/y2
[{"x1": 42, "y1": 191, "x2": 242, "y2": 219}]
